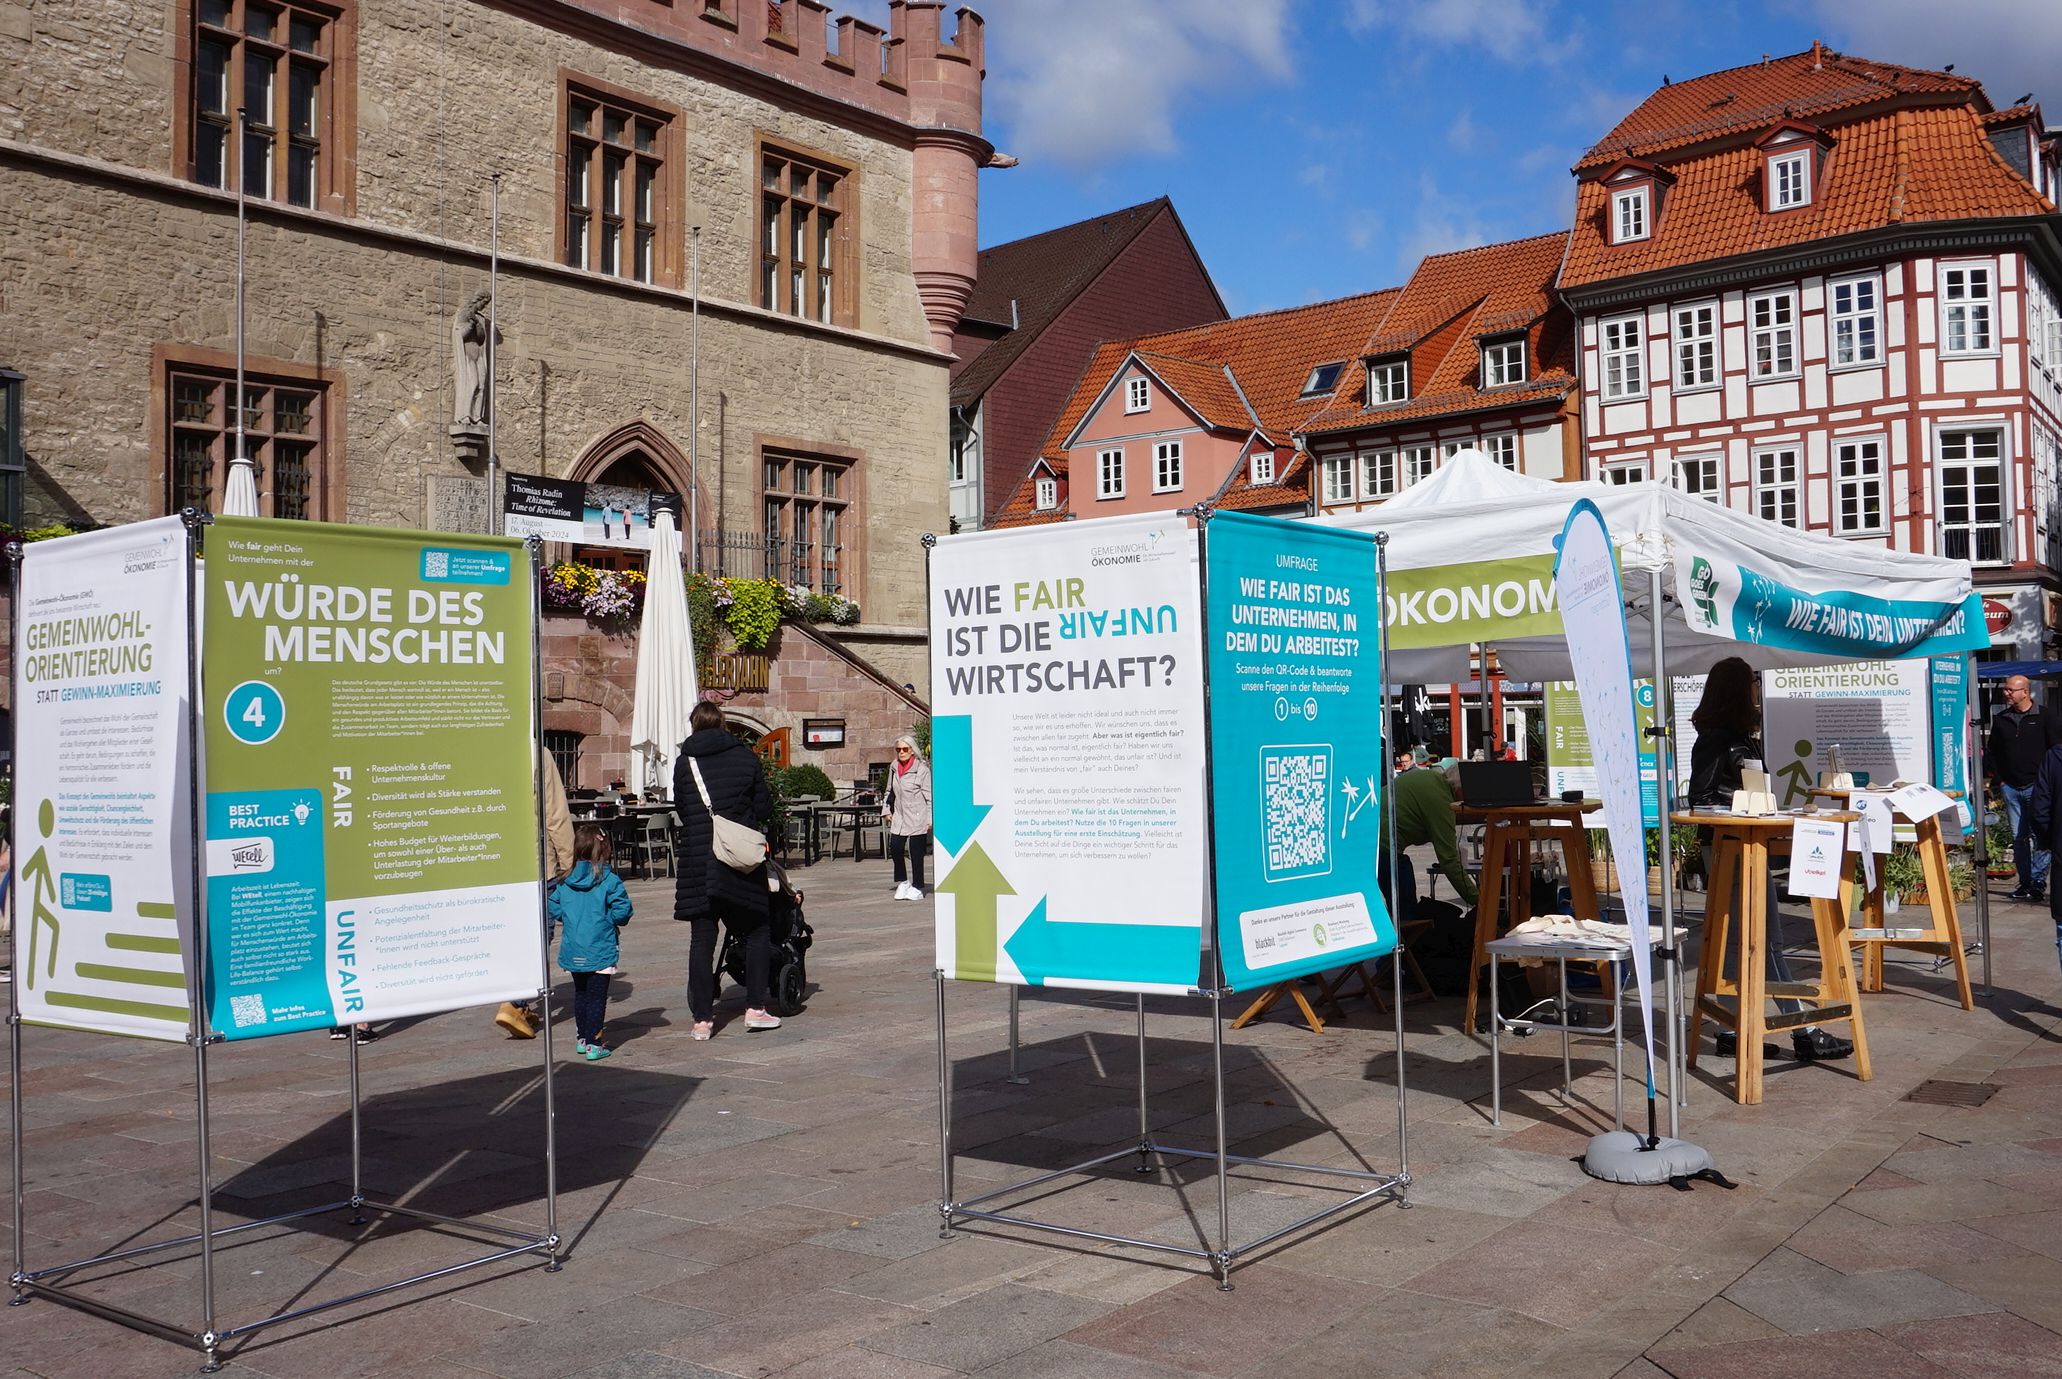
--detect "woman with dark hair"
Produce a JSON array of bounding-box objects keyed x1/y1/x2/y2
[
  {"x1": 1688, "y1": 657, "x2": 1851, "y2": 1062},
  {"x1": 673, "y1": 701, "x2": 779, "y2": 1039}
]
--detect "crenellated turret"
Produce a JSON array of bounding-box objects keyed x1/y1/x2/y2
[{"x1": 896, "y1": 3, "x2": 989, "y2": 349}]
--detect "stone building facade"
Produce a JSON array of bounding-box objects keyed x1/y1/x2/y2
[{"x1": 0, "y1": 0, "x2": 989, "y2": 785}]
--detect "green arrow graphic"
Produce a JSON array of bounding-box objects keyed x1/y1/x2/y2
[{"x1": 937, "y1": 841, "x2": 1012, "y2": 982}]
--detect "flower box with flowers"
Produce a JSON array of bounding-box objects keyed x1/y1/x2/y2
[{"x1": 543, "y1": 562, "x2": 647, "y2": 623}]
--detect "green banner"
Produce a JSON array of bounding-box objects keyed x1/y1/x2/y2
[
  {"x1": 202, "y1": 519, "x2": 543, "y2": 1038},
  {"x1": 1384, "y1": 552, "x2": 1562, "y2": 649}
]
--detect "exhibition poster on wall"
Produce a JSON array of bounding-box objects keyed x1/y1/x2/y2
[
  {"x1": 201, "y1": 518, "x2": 543, "y2": 1038},
  {"x1": 502, "y1": 471, "x2": 681, "y2": 551},
  {"x1": 1762, "y1": 661, "x2": 1930, "y2": 809},
  {"x1": 1205, "y1": 511, "x2": 1393, "y2": 992},
  {"x1": 928, "y1": 513, "x2": 1207, "y2": 992},
  {"x1": 12, "y1": 519, "x2": 194, "y2": 1040}
]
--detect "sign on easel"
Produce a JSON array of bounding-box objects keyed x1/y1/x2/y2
[
  {"x1": 201, "y1": 519, "x2": 544, "y2": 1037},
  {"x1": 928, "y1": 513, "x2": 1207, "y2": 992},
  {"x1": 11, "y1": 519, "x2": 195, "y2": 1040},
  {"x1": 1203, "y1": 511, "x2": 1393, "y2": 991}
]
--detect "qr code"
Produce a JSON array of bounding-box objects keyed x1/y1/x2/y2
[
  {"x1": 1262, "y1": 746, "x2": 1332, "y2": 881},
  {"x1": 423, "y1": 550, "x2": 449, "y2": 578},
  {"x1": 229, "y1": 994, "x2": 267, "y2": 1028}
]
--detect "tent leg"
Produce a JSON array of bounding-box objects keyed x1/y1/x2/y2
[
  {"x1": 540, "y1": 981, "x2": 562, "y2": 1272},
  {"x1": 347, "y1": 1035, "x2": 366, "y2": 1225},
  {"x1": 194, "y1": 1028, "x2": 220, "y2": 1371},
  {"x1": 1210, "y1": 987, "x2": 1232, "y2": 1290},
  {"x1": 8, "y1": 1005, "x2": 24, "y2": 1308},
  {"x1": 1376, "y1": 530, "x2": 1410, "y2": 1199}
]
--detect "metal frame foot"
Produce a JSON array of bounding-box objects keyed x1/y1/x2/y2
[
  {"x1": 1212, "y1": 1253, "x2": 1235, "y2": 1291},
  {"x1": 1132, "y1": 1140, "x2": 1154, "y2": 1175}
]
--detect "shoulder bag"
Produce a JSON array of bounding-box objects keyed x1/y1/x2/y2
[{"x1": 686, "y1": 757, "x2": 766, "y2": 872}]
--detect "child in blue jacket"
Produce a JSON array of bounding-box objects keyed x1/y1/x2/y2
[{"x1": 550, "y1": 824, "x2": 632, "y2": 1061}]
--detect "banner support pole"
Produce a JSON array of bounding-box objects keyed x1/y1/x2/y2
[
  {"x1": 525, "y1": 537, "x2": 562, "y2": 1271},
  {"x1": 7, "y1": 540, "x2": 24, "y2": 1311},
  {"x1": 1133, "y1": 994, "x2": 1150, "y2": 1173},
  {"x1": 1210, "y1": 985, "x2": 1231, "y2": 1291},
  {"x1": 1646, "y1": 567, "x2": 1683, "y2": 1138},
  {"x1": 1373, "y1": 532, "x2": 1412, "y2": 1191},
  {"x1": 1005, "y1": 986, "x2": 1027, "y2": 1085},
  {"x1": 1964, "y1": 664, "x2": 1991, "y2": 996},
  {"x1": 181, "y1": 510, "x2": 223, "y2": 1372},
  {"x1": 347, "y1": 1036, "x2": 365, "y2": 1224},
  {"x1": 935, "y1": 968, "x2": 953, "y2": 1238}
]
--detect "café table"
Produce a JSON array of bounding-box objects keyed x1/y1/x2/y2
[
  {"x1": 1459, "y1": 800, "x2": 1603, "y2": 1037},
  {"x1": 1676, "y1": 807, "x2": 1872, "y2": 1105},
  {"x1": 1809, "y1": 787, "x2": 1973, "y2": 1010}
]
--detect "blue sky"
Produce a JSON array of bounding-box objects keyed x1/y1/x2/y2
[{"x1": 897, "y1": 0, "x2": 2062, "y2": 316}]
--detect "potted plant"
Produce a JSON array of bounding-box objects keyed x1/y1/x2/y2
[
  {"x1": 1881, "y1": 846, "x2": 1926, "y2": 912},
  {"x1": 1985, "y1": 816, "x2": 2016, "y2": 878}
]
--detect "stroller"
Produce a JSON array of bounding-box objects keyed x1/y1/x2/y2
[{"x1": 720, "y1": 858, "x2": 814, "y2": 1016}]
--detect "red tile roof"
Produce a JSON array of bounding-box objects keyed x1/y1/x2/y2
[
  {"x1": 1042, "y1": 287, "x2": 1401, "y2": 460},
  {"x1": 1214, "y1": 449, "x2": 1312, "y2": 514},
  {"x1": 1577, "y1": 45, "x2": 1978, "y2": 171},
  {"x1": 988, "y1": 455, "x2": 1067, "y2": 529},
  {"x1": 1562, "y1": 103, "x2": 2055, "y2": 288},
  {"x1": 1299, "y1": 232, "x2": 1577, "y2": 435}
]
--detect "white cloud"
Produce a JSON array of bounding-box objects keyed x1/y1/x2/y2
[
  {"x1": 1347, "y1": 0, "x2": 1580, "y2": 66},
  {"x1": 1345, "y1": 210, "x2": 1383, "y2": 252},
  {"x1": 980, "y1": 0, "x2": 1295, "y2": 169},
  {"x1": 1300, "y1": 162, "x2": 1334, "y2": 188},
  {"x1": 1394, "y1": 175, "x2": 1491, "y2": 271},
  {"x1": 1807, "y1": 0, "x2": 2062, "y2": 113},
  {"x1": 1446, "y1": 107, "x2": 1483, "y2": 153}
]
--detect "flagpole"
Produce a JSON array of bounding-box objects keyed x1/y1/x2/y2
[
  {"x1": 234, "y1": 105, "x2": 248, "y2": 510},
  {"x1": 487, "y1": 172, "x2": 501, "y2": 535},
  {"x1": 689, "y1": 225, "x2": 701, "y2": 574}
]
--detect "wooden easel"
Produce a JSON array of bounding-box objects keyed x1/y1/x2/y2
[
  {"x1": 1231, "y1": 979, "x2": 1331, "y2": 1033},
  {"x1": 1811, "y1": 788, "x2": 1973, "y2": 1010},
  {"x1": 1681, "y1": 809, "x2": 1872, "y2": 1105},
  {"x1": 1460, "y1": 801, "x2": 1602, "y2": 1034}
]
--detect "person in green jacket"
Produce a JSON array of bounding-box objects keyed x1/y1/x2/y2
[{"x1": 1381, "y1": 761, "x2": 1478, "y2": 910}]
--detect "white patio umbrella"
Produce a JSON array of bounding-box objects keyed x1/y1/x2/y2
[
  {"x1": 629, "y1": 507, "x2": 699, "y2": 798},
  {"x1": 223, "y1": 452, "x2": 260, "y2": 517}
]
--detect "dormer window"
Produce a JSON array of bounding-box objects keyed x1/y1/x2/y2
[
  {"x1": 1250, "y1": 450, "x2": 1276, "y2": 485},
  {"x1": 1612, "y1": 186, "x2": 1649, "y2": 243},
  {"x1": 1770, "y1": 150, "x2": 1810, "y2": 209},
  {"x1": 1124, "y1": 376, "x2": 1149, "y2": 413},
  {"x1": 1034, "y1": 474, "x2": 1058, "y2": 510},
  {"x1": 1301, "y1": 362, "x2": 1344, "y2": 397},
  {"x1": 1367, "y1": 356, "x2": 1408, "y2": 405},
  {"x1": 1481, "y1": 337, "x2": 1525, "y2": 387}
]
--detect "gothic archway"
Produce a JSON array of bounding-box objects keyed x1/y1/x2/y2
[{"x1": 566, "y1": 419, "x2": 705, "y2": 569}]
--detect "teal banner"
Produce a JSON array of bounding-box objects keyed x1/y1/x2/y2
[
  {"x1": 1204, "y1": 511, "x2": 1393, "y2": 993},
  {"x1": 1930, "y1": 654, "x2": 1969, "y2": 795}
]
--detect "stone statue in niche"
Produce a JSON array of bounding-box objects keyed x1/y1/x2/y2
[
  {"x1": 452, "y1": 289, "x2": 496, "y2": 426},
  {"x1": 450, "y1": 288, "x2": 498, "y2": 462}
]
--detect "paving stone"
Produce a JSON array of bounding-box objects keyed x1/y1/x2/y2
[
  {"x1": 1879, "y1": 1310, "x2": 2062, "y2": 1378},
  {"x1": 1061, "y1": 1263, "x2": 1374, "y2": 1377},
  {"x1": 1652, "y1": 1325, "x2": 1962, "y2": 1379},
  {"x1": 558, "y1": 1353, "x2": 732, "y2": 1379},
  {"x1": 972, "y1": 1337, "x2": 1211, "y2": 1379},
  {"x1": 1720, "y1": 1247, "x2": 1997, "y2": 1334},
  {"x1": 1787, "y1": 1202, "x2": 2037, "y2": 1275},
  {"x1": 1233, "y1": 1288, "x2": 1565, "y2": 1379},
  {"x1": 864, "y1": 1281, "x2": 1114, "y2": 1371},
  {"x1": 437, "y1": 1295, "x2": 723, "y2": 1379},
  {"x1": 1400, "y1": 1216, "x2": 1676, "y2": 1327}
]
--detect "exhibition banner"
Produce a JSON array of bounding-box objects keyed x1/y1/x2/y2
[
  {"x1": 503, "y1": 471, "x2": 681, "y2": 551},
  {"x1": 202, "y1": 518, "x2": 543, "y2": 1037},
  {"x1": 1930, "y1": 654, "x2": 1968, "y2": 795},
  {"x1": 1553, "y1": 502, "x2": 1656, "y2": 1084},
  {"x1": 1763, "y1": 661, "x2": 1930, "y2": 808},
  {"x1": 1384, "y1": 551, "x2": 1561, "y2": 650},
  {"x1": 12, "y1": 519, "x2": 194, "y2": 1040},
  {"x1": 1545, "y1": 677, "x2": 1703, "y2": 826},
  {"x1": 928, "y1": 513, "x2": 1207, "y2": 992},
  {"x1": 1678, "y1": 535, "x2": 1986, "y2": 660},
  {"x1": 1205, "y1": 512, "x2": 1392, "y2": 991}
]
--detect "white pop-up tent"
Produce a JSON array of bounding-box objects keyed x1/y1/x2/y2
[
  {"x1": 1318, "y1": 451, "x2": 1991, "y2": 1132},
  {"x1": 1325, "y1": 451, "x2": 1983, "y2": 683}
]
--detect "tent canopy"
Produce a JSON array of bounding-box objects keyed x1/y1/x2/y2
[{"x1": 1317, "y1": 451, "x2": 1985, "y2": 681}]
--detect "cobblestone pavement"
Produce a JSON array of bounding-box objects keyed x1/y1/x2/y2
[{"x1": 4, "y1": 859, "x2": 2059, "y2": 1379}]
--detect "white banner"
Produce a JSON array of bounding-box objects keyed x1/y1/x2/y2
[
  {"x1": 929, "y1": 514, "x2": 1207, "y2": 992},
  {"x1": 1552, "y1": 502, "x2": 1656, "y2": 1087},
  {"x1": 1763, "y1": 661, "x2": 1929, "y2": 807},
  {"x1": 13, "y1": 520, "x2": 194, "y2": 1040}
]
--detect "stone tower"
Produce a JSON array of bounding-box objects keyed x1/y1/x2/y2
[{"x1": 896, "y1": 2, "x2": 989, "y2": 351}]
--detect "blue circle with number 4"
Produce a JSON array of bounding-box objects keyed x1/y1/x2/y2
[{"x1": 224, "y1": 681, "x2": 286, "y2": 746}]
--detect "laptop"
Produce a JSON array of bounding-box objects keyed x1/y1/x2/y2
[{"x1": 1458, "y1": 760, "x2": 1536, "y2": 808}]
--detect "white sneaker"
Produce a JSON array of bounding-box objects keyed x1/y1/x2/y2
[
  {"x1": 894, "y1": 882, "x2": 914, "y2": 900},
  {"x1": 906, "y1": 885, "x2": 926, "y2": 901}
]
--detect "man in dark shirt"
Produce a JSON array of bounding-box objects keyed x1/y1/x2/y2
[{"x1": 1986, "y1": 674, "x2": 2057, "y2": 901}]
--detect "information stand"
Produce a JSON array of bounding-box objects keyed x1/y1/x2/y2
[
  {"x1": 926, "y1": 509, "x2": 1408, "y2": 1288},
  {"x1": 8, "y1": 513, "x2": 560, "y2": 1371}
]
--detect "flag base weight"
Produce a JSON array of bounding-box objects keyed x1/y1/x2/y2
[{"x1": 1581, "y1": 1130, "x2": 1736, "y2": 1191}]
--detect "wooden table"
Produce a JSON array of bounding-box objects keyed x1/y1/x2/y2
[
  {"x1": 1809, "y1": 788, "x2": 1973, "y2": 1010},
  {"x1": 1460, "y1": 800, "x2": 1603, "y2": 1036},
  {"x1": 1678, "y1": 808, "x2": 1872, "y2": 1105}
]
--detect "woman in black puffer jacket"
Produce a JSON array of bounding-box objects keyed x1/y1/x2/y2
[{"x1": 673, "y1": 701, "x2": 778, "y2": 1039}]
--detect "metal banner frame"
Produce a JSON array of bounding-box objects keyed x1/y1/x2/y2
[
  {"x1": 924, "y1": 521, "x2": 1411, "y2": 1291},
  {"x1": 7, "y1": 518, "x2": 562, "y2": 1372}
]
